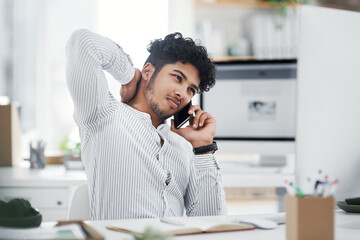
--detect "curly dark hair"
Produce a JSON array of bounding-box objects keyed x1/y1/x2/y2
[{"x1": 144, "y1": 32, "x2": 216, "y2": 93}]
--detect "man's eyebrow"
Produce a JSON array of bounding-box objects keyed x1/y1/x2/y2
[
  {"x1": 173, "y1": 69, "x2": 199, "y2": 92},
  {"x1": 173, "y1": 69, "x2": 187, "y2": 80}
]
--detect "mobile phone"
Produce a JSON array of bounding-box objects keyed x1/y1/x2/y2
[{"x1": 174, "y1": 101, "x2": 192, "y2": 129}]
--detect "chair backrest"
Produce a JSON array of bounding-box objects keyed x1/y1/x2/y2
[{"x1": 68, "y1": 183, "x2": 90, "y2": 220}]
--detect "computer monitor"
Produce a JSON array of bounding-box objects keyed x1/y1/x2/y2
[
  {"x1": 296, "y1": 6, "x2": 360, "y2": 200},
  {"x1": 200, "y1": 60, "x2": 297, "y2": 164}
]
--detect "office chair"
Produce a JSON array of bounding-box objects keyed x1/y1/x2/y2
[{"x1": 68, "y1": 183, "x2": 90, "y2": 220}]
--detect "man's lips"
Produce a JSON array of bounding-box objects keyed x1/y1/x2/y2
[{"x1": 167, "y1": 97, "x2": 180, "y2": 109}]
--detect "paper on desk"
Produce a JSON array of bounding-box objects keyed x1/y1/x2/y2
[{"x1": 0, "y1": 224, "x2": 86, "y2": 240}]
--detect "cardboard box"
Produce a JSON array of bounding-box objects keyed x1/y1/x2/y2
[
  {"x1": 0, "y1": 104, "x2": 22, "y2": 166},
  {"x1": 286, "y1": 195, "x2": 334, "y2": 240}
]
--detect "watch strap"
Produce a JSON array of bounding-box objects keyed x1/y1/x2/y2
[{"x1": 193, "y1": 141, "x2": 218, "y2": 155}]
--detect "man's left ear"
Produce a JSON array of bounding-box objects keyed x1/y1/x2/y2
[{"x1": 141, "y1": 63, "x2": 155, "y2": 82}]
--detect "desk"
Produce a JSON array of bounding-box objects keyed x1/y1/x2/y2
[
  {"x1": 0, "y1": 162, "x2": 292, "y2": 220},
  {"x1": 0, "y1": 165, "x2": 86, "y2": 221},
  {"x1": 220, "y1": 158, "x2": 294, "y2": 212},
  {"x1": 57, "y1": 211, "x2": 358, "y2": 239}
]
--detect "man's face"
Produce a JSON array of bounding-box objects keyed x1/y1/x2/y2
[{"x1": 145, "y1": 62, "x2": 200, "y2": 120}]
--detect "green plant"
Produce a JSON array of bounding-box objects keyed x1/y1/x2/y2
[
  {"x1": 59, "y1": 130, "x2": 81, "y2": 157},
  {"x1": 132, "y1": 227, "x2": 170, "y2": 240},
  {"x1": 60, "y1": 137, "x2": 81, "y2": 156},
  {"x1": 265, "y1": 0, "x2": 309, "y2": 17}
]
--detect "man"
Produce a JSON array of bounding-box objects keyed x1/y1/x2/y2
[{"x1": 66, "y1": 29, "x2": 227, "y2": 220}]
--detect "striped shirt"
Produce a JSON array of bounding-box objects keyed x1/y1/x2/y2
[{"x1": 66, "y1": 29, "x2": 227, "y2": 220}]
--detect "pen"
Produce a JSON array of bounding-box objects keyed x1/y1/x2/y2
[
  {"x1": 306, "y1": 177, "x2": 311, "y2": 183},
  {"x1": 295, "y1": 185, "x2": 305, "y2": 198},
  {"x1": 160, "y1": 218, "x2": 184, "y2": 226},
  {"x1": 324, "y1": 179, "x2": 338, "y2": 197},
  {"x1": 284, "y1": 180, "x2": 295, "y2": 196},
  {"x1": 312, "y1": 170, "x2": 322, "y2": 195},
  {"x1": 321, "y1": 175, "x2": 329, "y2": 196}
]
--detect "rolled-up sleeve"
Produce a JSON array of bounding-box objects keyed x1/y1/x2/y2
[{"x1": 184, "y1": 153, "x2": 227, "y2": 216}]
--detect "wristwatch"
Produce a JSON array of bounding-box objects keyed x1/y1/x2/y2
[{"x1": 193, "y1": 141, "x2": 218, "y2": 155}]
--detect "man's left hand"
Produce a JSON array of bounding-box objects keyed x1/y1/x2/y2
[
  {"x1": 120, "y1": 68, "x2": 141, "y2": 103},
  {"x1": 171, "y1": 105, "x2": 216, "y2": 148}
]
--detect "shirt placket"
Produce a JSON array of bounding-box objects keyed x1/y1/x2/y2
[{"x1": 156, "y1": 125, "x2": 171, "y2": 216}]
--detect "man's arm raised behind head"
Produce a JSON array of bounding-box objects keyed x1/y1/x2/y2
[{"x1": 65, "y1": 29, "x2": 135, "y2": 125}]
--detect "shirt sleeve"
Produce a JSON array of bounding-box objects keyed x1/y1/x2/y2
[
  {"x1": 184, "y1": 153, "x2": 228, "y2": 216},
  {"x1": 65, "y1": 28, "x2": 135, "y2": 125}
]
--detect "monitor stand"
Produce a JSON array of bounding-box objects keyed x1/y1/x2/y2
[{"x1": 258, "y1": 155, "x2": 287, "y2": 167}]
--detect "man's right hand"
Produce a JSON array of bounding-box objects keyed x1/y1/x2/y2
[{"x1": 120, "y1": 68, "x2": 141, "y2": 103}]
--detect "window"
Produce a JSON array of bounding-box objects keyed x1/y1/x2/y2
[{"x1": 1, "y1": 0, "x2": 168, "y2": 155}]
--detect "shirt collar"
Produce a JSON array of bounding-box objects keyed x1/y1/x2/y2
[
  {"x1": 122, "y1": 103, "x2": 168, "y2": 128},
  {"x1": 122, "y1": 102, "x2": 151, "y2": 120},
  {"x1": 157, "y1": 122, "x2": 169, "y2": 131}
]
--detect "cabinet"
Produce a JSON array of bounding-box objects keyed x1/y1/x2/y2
[
  {"x1": 0, "y1": 165, "x2": 87, "y2": 221},
  {"x1": 169, "y1": 0, "x2": 301, "y2": 60}
]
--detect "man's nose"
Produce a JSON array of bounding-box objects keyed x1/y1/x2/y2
[{"x1": 175, "y1": 87, "x2": 189, "y2": 101}]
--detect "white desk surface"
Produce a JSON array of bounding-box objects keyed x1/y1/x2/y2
[
  {"x1": 219, "y1": 154, "x2": 295, "y2": 188},
  {"x1": 48, "y1": 211, "x2": 358, "y2": 240},
  {"x1": 0, "y1": 165, "x2": 86, "y2": 187},
  {"x1": 0, "y1": 163, "x2": 293, "y2": 188},
  {"x1": 222, "y1": 173, "x2": 293, "y2": 188}
]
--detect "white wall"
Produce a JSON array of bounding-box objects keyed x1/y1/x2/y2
[
  {"x1": 0, "y1": 0, "x2": 11, "y2": 96},
  {"x1": 7, "y1": 0, "x2": 169, "y2": 154},
  {"x1": 34, "y1": 0, "x2": 97, "y2": 153},
  {"x1": 97, "y1": 0, "x2": 169, "y2": 101}
]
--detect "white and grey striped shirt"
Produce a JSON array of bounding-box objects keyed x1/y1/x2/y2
[{"x1": 66, "y1": 29, "x2": 227, "y2": 220}]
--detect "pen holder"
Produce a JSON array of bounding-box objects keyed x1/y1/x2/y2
[{"x1": 286, "y1": 195, "x2": 334, "y2": 240}]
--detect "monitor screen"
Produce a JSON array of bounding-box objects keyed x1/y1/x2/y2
[
  {"x1": 201, "y1": 60, "x2": 297, "y2": 141},
  {"x1": 296, "y1": 6, "x2": 360, "y2": 201}
]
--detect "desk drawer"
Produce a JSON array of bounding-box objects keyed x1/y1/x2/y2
[{"x1": 0, "y1": 187, "x2": 71, "y2": 209}]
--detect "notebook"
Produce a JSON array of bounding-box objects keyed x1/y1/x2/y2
[
  {"x1": 0, "y1": 224, "x2": 86, "y2": 240},
  {"x1": 106, "y1": 217, "x2": 255, "y2": 236}
]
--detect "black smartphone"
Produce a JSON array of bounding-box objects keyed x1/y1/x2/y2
[{"x1": 174, "y1": 101, "x2": 192, "y2": 129}]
